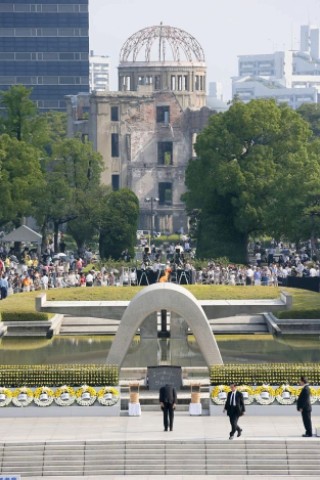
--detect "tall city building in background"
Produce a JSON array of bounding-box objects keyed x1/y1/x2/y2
[
  {"x1": 232, "y1": 24, "x2": 320, "y2": 109},
  {"x1": 89, "y1": 50, "x2": 110, "y2": 92},
  {"x1": 0, "y1": 0, "x2": 89, "y2": 111}
]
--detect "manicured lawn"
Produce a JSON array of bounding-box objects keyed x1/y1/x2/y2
[{"x1": 0, "y1": 285, "x2": 319, "y2": 318}]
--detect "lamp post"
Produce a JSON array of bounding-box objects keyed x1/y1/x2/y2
[{"x1": 145, "y1": 197, "x2": 159, "y2": 239}]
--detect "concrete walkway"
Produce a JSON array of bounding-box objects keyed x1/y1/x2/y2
[{"x1": 1, "y1": 411, "x2": 319, "y2": 479}]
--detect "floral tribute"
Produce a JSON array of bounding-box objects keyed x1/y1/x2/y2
[
  {"x1": 76, "y1": 385, "x2": 97, "y2": 406},
  {"x1": 253, "y1": 385, "x2": 276, "y2": 405},
  {"x1": 97, "y1": 386, "x2": 120, "y2": 406},
  {"x1": 33, "y1": 386, "x2": 55, "y2": 407},
  {"x1": 275, "y1": 384, "x2": 297, "y2": 405},
  {"x1": 0, "y1": 387, "x2": 12, "y2": 407},
  {"x1": 54, "y1": 385, "x2": 76, "y2": 406},
  {"x1": 12, "y1": 387, "x2": 33, "y2": 407},
  {"x1": 238, "y1": 385, "x2": 255, "y2": 404},
  {"x1": 210, "y1": 385, "x2": 231, "y2": 405}
]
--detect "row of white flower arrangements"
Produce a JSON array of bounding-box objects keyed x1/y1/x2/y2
[
  {"x1": 211, "y1": 385, "x2": 320, "y2": 406},
  {"x1": 0, "y1": 385, "x2": 120, "y2": 407}
]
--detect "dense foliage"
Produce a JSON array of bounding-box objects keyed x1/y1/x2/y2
[
  {"x1": 0, "y1": 86, "x2": 139, "y2": 257},
  {"x1": 184, "y1": 99, "x2": 320, "y2": 262}
]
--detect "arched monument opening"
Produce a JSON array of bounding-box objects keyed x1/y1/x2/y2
[{"x1": 107, "y1": 283, "x2": 223, "y2": 367}]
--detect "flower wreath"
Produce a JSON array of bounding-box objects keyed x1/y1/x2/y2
[
  {"x1": 0, "y1": 387, "x2": 12, "y2": 407},
  {"x1": 210, "y1": 385, "x2": 231, "y2": 405},
  {"x1": 296, "y1": 386, "x2": 319, "y2": 405},
  {"x1": 97, "y1": 386, "x2": 120, "y2": 406},
  {"x1": 54, "y1": 385, "x2": 76, "y2": 406},
  {"x1": 254, "y1": 385, "x2": 276, "y2": 405},
  {"x1": 75, "y1": 385, "x2": 97, "y2": 406},
  {"x1": 275, "y1": 384, "x2": 297, "y2": 405},
  {"x1": 238, "y1": 385, "x2": 255, "y2": 405},
  {"x1": 12, "y1": 387, "x2": 33, "y2": 407},
  {"x1": 34, "y1": 386, "x2": 54, "y2": 407}
]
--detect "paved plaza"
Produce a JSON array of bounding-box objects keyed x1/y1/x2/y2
[{"x1": 0, "y1": 411, "x2": 319, "y2": 479}]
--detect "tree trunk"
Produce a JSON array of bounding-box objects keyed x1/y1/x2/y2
[{"x1": 53, "y1": 221, "x2": 59, "y2": 253}]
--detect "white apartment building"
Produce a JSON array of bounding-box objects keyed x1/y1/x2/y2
[
  {"x1": 232, "y1": 25, "x2": 320, "y2": 108},
  {"x1": 89, "y1": 50, "x2": 110, "y2": 92}
]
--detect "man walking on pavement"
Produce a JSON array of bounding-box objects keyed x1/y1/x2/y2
[{"x1": 224, "y1": 382, "x2": 245, "y2": 440}]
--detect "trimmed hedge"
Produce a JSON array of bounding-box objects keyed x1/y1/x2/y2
[
  {"x1": 1, "y1": 312, "x2": 49, "y2": 321},
  {"x1": 0, "y1": 364, "x2": 119, "y2": 387},
  {"x1": 277, "y1": 309, "x2": 320, "y2": 319},
  {"x1": 210, "y1": 363, "x2": 320, "y2": 386}
]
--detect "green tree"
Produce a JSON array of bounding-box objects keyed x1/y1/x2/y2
[
  {"x1": 99, "y1": 189, "x2": 139, "y2": 260},
  {"x1": 0, "y1": 85, "x2": 37, "y2": 141},
  {"x1": 184, "y1": 99, "x2": 314, "y2": 262},
  {"x1": 0, "y1": 134, "x2": 44, "y2": 227},
  {"x1": 33, "y1": 138, "x2": 103, "y2": 251},
  {"x1": 297, "y1": 103, "x2": 320, "y2": 137}
]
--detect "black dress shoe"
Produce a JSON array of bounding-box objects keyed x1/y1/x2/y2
[
  {"x1": 164, "y1": 429, "x2": 168, "y2": 432},
  {"x1": 302, "y1": 433, "x2": 312, "y2": 437},
  {"x1": 237, "y1": 429, "x2": 242, "y2": 437},
  {"x1": 229, "y1": 435, "x2": 234, "y2": 440}
]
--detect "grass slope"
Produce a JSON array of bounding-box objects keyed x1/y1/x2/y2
[{"x1": 0, "y1": 285, "x2": 319, "y2": 318}]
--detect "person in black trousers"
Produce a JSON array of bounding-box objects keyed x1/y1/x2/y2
[
  {"x1": 159, "y1": 383, "x2": 177, "y2": 431},
  {"x1": 223, "y1": 383, "x2": 245, "y2": 440},
  {"x1": 297, "y1": 376, "x2": 313, "y2": 437}
]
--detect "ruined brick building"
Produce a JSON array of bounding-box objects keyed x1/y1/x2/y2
[{"x1": 66, "y1": 24, "x2": 215, "y2": 233}]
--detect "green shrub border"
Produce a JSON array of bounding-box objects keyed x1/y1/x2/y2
[
  {"x1": 210, "y1": 363, "x2": 320, "y2": 386},
  {"x1": 1, "y1": 312, "x2": 49, "y2": 321},
  {"x1": 0, "y1": 364, "x2": 119, "y2": 387}
]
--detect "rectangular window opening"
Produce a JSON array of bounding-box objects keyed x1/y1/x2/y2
[
  {"x1": 111, "y1": 106, "x2": 119, "y2": 121},
  {"x1": 156, "y1": 106, "x2": 170, "y2": 123},
  {"x1": 159, "y1": 182, "x2": 172, "y2": 205},
  {"x1": 112, "y1": 174, "x2": 120, "y2": 191},
  {"x1": 111, "y1": 133, "x2": 119, "y2": 157},
  {"x1": 158, "y1": 142, "x2": 173, "y2": 165}
]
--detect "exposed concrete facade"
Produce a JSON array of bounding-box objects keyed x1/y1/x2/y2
[
  {"x1": 107, "y1": 283, "x2": 223, "y2": 367},
  {"x1": 66, "y1": 24, "x2": 215, "y2": 232}
]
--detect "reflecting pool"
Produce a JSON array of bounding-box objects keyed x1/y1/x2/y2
[{"x1": 0, "y1": 334, "x2": 319, "y2": 366}]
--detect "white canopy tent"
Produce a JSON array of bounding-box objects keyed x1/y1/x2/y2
[{"x1": 2, "y1": 225, "x2": 42, "y2": 244}]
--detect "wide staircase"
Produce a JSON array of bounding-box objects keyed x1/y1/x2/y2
[{"x1": 1, "y1": 439, "x2": 320, "y2": 477}]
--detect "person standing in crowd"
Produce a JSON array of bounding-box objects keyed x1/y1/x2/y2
[
  {"x1": 0, "y1": 274, "x2": 8, "y2": 300},
  {"x1": 297, "y1": 376, "x2": 313, "y2": 437},
  {"x1": 224, "y1": 383, "x2": 245, "y2": 440},
  {"x1": 159, "y1": 383, "x2": 177, "y2": 432}
]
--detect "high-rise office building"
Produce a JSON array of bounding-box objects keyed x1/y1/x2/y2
[
  {"x1": 0, "y1": 0, "x2": 89, "y2": 111},
  {"x1": 89, "y1": 50, "x2": 110, "y2": 92},
  {"x1": 232, "y1": 25, "x2": 320, "y2": 108}
]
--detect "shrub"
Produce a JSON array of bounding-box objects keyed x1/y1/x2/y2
[
  {"x1": 0, "y1": 364, "x2": 119, "y2": 387},
  {"x1": 210, "y1": 363, "x2": 320, "y2": 385},
  {"x1": 1, "y1": 312, "x2": 49, "y2": 321}
]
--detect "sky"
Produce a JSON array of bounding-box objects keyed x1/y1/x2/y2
[{"x1": 89, "y1": 0, "x2": 320, "y2": 100}]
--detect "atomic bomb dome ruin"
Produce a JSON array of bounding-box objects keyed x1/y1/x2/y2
[{"x1": 67, "y1": 24, "x2": 214, "y2": 232}]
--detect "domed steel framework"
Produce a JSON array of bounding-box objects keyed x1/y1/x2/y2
[{"x1": 120, "y1": 23, "x2": 205, "y2": 63}]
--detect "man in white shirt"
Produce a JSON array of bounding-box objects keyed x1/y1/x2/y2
[{"x1": 86, "y1": 272, "x2": 94, "y2": 287}]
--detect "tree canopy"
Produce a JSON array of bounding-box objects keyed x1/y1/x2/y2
[
  {"x1": 184, "y1": 99, "x2": 320, "y2": 262},
  {"x1": 0, "y1": 85, "x2": 140, "y2": 256}
]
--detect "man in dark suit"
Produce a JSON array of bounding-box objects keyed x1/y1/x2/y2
[
  {"x1": 297, "y1": 376, "x2": 313, "y2": 437},
  {"x1": 223, "y1": 383, "x2": 245, "y2": 440},
  {"x1": 159, "y1": 383, "x2": 177, "y2": 431}
]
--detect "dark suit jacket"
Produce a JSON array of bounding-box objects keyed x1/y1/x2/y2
[
  {"x1": 297, "y1": 385, "x2": 312, "y2": 412},
  {"x1": 159, "y1": 384, "x2": 177, "y2": 404},
  {"x1": 225, "y1": 390, "x2": 245, "y2": 417}
]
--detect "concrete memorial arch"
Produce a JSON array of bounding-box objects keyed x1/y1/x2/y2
[{"x1": 107, "y1": 283, "x2": 223, "y2": 367}]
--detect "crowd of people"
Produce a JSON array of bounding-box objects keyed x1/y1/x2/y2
[{"x1": 0, "y1": 240, "x2": 319, "y2": 300}]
